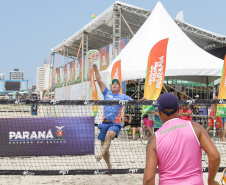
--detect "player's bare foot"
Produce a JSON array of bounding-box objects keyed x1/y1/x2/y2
[
  {"x1": 95, "y1": 155, "x2": 102, "y2": 162},
  {"x1": 107, "y1": 163, "x2": 112, "y2": 176}
]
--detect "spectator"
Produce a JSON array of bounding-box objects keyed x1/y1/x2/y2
[
  {"x1": 143, "y1": 114, "x2": 153, "y2": 139},
  {"x1": 179, "y1": 104, "x2": 192, "y2": 122},
  {"x1": 121, "y1": 114, "x2": 132, "y2": 129},
  {"x1": 131, "y1": 120, "x2": 142, "y2": 140},
  {"x1": 206, "y1": 90, "x2": 223, "y2": 141},
  {"x1": 179, "y1": 86, "x2": 188, "y2": 100},
  {"x1": 149, "y1": 106, "x2": 163, "y2": 132},
  {"x1": 191, "y1": 94, "x2": 206, "y2": 125},
  {"x1": 222, "y1": 117, "x2": 226, "y2": 141}
]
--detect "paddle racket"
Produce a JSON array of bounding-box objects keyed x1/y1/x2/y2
[
  {"x1": 87, "y1": 49, "x2": 100, "y2": 66},
  {"x1": 220, "y1": 168, "x2": 226, "y2": 184}
]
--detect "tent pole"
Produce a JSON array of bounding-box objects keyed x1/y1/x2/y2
[{"x1": 206, "y1": 76, "x2": 209, "y2": 99}]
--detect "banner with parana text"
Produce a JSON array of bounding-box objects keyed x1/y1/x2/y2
[
  {"x1": 0, "y1": 117, "x2": 94, "y2": 156},
  {"x1": 142, "y1": 38, "x2": 169, "y2": 115}
]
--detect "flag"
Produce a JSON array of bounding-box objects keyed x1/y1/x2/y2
[
  {"x1": 111, "y1": 60, "x2": 122, "y2": 94},
  {"x1": 91, "y1": 69, "x2": 99, "y2": 116},
  {"x1": 217, "y1": 55, "x2": 226, "y2": 117},
  {"x1": 142, "y1": 38, "x2": 169, "y2": 115}
]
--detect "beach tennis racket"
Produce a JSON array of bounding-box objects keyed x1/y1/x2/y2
[
  {"x1": 220, "y1": 168, "x2": 226, "y2": 184},
  {"x1": 87, "y1": 50, "x2": 100, "y2": 66}
]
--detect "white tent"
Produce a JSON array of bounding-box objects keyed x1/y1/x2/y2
[{"x1": 100, "y1": 2, "x2": 223, "y2": 85}]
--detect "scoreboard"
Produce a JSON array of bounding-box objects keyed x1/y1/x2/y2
[{"x1": 0, "y1": 80, "x2": 28, "y2": 93}]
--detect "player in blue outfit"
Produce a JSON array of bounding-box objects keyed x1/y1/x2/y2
[{"x1": 93, "y1": 64, "x2": 132, "y2": 170}]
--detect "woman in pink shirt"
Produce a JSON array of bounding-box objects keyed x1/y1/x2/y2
[
  {"x1": 143, "y1": 115, "x2": 153, "y2": 139},
  {"x1": 179, "y1": 105, "x2": 192, "y2": 121}
]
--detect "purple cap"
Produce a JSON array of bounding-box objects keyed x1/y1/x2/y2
[{"x1": 157, "y1": 93, "x2": 179, "y2": 116}]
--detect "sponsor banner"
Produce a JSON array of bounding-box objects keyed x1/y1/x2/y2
[
  {"x1": 111, "y1": 60, "x2": 122, "y2": 94},
  {"x1": 60, "y1": 67, "x2": 64, "y2": 87},
  {"x1": 70, "y1": 61, "x2": 75, "y2": 84},
  {"x1": 75, "y1": 59, "x2": 80, "y2": 83},
  {"x1": 56, "y1": 68, "x2": 61, "y2": 87},
  {"x1": 142, "y1": 38, "x2": 169, "y2": 115},
  {"x1": 217, "y1": 55, "x2": 226, "y2": 117},
  {"x1": 0, "y1": 117, "x2": 94, "y2": 156},
  {"x1": 20, "y1": 81, "x2": 28, "y2": 91},
  {"x1": 79, "y1": 57, "x2": 83, "y2": 82},
  {"x1": 64, "y1": 65, "x2": 67, "y2": 86},
  {"x1": 109, "y1": 43, "x2": 115, "y2": 65},
  {"x1": 67, "y1": 63, "x2": 71, "y2": 85},
  {"x1": 100, "y1": 46, "x2": 109, "y2": 71},
  {"x1": 54, "y1": 69, "x2": 58, "y2": 87},
  {"x1": 117, "y1": 37, "x2": 127, "y2": 53},
  {"x1": 91, "y1": 69, "x2": 99, "y2": 116}
]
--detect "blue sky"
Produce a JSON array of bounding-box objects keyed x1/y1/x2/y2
[{"x1": 0, "y1": 0, "x2": 225, "y2": 87}]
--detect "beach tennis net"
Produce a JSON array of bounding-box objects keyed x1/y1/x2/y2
[{"x1": 0, "y1": 99, "x2": 225, "y2": 175}]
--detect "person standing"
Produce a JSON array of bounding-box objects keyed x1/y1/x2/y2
[
  {"x1": 149, "y1": 106, "x2": 163, "y2": 132},
  {"x1": 143, "y1": 93, "x2": 220, "y2": 185},
  {"x1": 206, "y1": 91, "x2": 223, "y2": 141},
  {"x1": 93, "y1": 64, "x2": 132, "y2": 170},
  {"x1": 178, "y1": 104, "x2": 192, "y2": 121},
  {"x1": 121, "y1": 114, "x2": 132, "y2": 128}
]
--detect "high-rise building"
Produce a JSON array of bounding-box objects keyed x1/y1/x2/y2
[
  {"x1": 9, "y1": 68, "x2": 23, "y2": 80},
  {"x1": 36, "y1": 62, "x2": 52, "y2": 91},
  {"x1": 36, "y1": 67, "x2": 45, "y2": 91},
  {"x1": 0, "y1": 73, "x2": 4, "y2": 80},
  {"x1": 44, "y1": 63, "x2": 51, "y2": 90}
]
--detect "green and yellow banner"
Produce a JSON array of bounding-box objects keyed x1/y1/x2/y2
[
  {"x1": 142, "y1": 38, "x2": 169, "y2": 115},
  {"x1": 91, "y1": 68, "x2": 99, "y2": 116},
  {"x1": 217, "y1": 55, "x2": 226, "y2": 117}
]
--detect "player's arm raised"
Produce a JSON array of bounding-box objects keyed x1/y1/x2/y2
[{"x1": 93, "y1": 64, "x2": 106, "y2": 92}]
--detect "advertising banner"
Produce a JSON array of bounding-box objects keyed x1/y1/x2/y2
[
  {"x1": 91, "y1": 69, "x2": 99, "y2": 116},
  {"x1": 67, "y1": 63, "x2": 71, "y2": 85},
  {"x1": 217, "y1": 55, "x2": 226, "y2": 117},
  {"x1": 79, "y1": 58, "x2": 83, "y2": 82},
  {"x1": 142, "y1": 38, "x2": 169, "y2": 115},
  {"x1": 120, "y1": 37, "x2": 127, "y2": 50},
  {"x1": 0, "y1": 117, "x2": 95, "y2": 156},
  {"x1": 109, "y1": 43, "x2": 115, "y2": 65},
  {"x1": 21, "y1": 80, "x2": 28, "y2": 91},
  {"x1": 60, "y1": 67, "x2": 64, "y2": 87},
  {"x1": 100, "y1": 46, "x2": 109, "y2": 71},
  {"x1": 56, "y1": 68, "x2": 60, "y2": 87},
  {"x1": 54, "y1": 69, "x2": 57, "y2": 87},
  {"x1": 75, "y1": 59, "x2": 80, "y2": 83},
  {"x1": 70, "y1": 61, "x2": 75, "y2": 84},
  {"x1": 111, "y1": 60, "x2": 122, "y2": 94},
  {"x1": 64, "y1": 65, "x2": 67, "y2": 86}
]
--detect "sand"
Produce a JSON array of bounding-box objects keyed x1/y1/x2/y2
[{"x1": 0, "y1": 172, "x2": 223, "y2": 185}]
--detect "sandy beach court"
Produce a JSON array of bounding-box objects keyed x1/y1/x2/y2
[{"x1": 0, "y1": 172, "x2": 223, "y2": 185}]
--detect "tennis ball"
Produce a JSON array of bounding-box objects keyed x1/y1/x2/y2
[{"x1": 92, "y1": 14, "x2": 96, "y2": 18}]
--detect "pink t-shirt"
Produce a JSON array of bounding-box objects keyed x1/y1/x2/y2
[
  {"x1": 156, "y1": 118, "x2": 203, "y2": 185},
  {"x1": 143, "y1": 118, "x2": 153, "y2": 128},
  {"x1": 179, "y1": 109, "x2": 192, "y2": 121}
]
